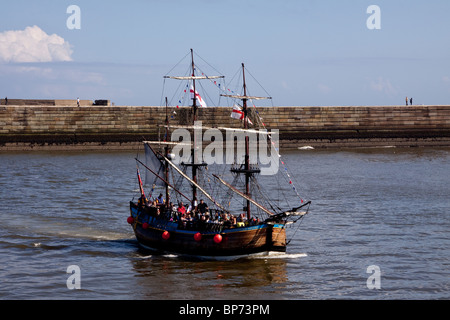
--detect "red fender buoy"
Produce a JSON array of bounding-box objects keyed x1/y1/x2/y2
[
  {"x1": 127, "y1": 216, "x2": 134, "y2": 224},
  {"x1": 194, "y1": 232, "x2": 202, "y2": 241},
  {"x1": 162, "y1": 231, "x2": 170, "y2": 240},
  {"x1": 213, "y1": 234, "x2": 222, "y2": 244},
  {"x1": 142, "y1": 222, "x2": 149, "y2": 229}
]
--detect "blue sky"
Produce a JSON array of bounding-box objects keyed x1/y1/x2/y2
[{"x1": 0, "y1": 0, "x2": 449, "y2": 106}]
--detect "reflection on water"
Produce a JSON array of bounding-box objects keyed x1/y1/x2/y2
[{"x1": 130, "y1": 251, "x2": 295, "y2": 300}]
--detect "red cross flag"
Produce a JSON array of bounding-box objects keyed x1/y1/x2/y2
[
  {"x1": 231, "y1": 104, "x2": 253, "y2": 125},
  {"x1": 190, "y1": 85, "x2": 207, "y2": 108}
]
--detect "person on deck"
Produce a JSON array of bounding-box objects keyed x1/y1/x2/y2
[
  {"x1": 177, "y1": 202, "x2": 186, "y2": 215},
  {"x1": 198, "y1": 199, "x2": 209, "y2": 215},
  {"x1": 138, "y1": 195, "x2": 148, "y2": 208},
  {"x1": 157, "y1": 193, "x2": 165, "y2": 205},
  {"x1": 192, "y1": 197, "x2": 198, "y2": 210}
]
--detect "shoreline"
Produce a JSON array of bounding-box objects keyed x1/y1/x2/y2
[{"x1": 1, "y1": 139, "x2": 449, "y2": 152}]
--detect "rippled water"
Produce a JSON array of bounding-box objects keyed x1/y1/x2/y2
[{"x1": 0, "y1": 147, "x2": 449, "y2": 300}]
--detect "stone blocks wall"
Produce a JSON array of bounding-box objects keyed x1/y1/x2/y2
[{"x1": 0, "y1": 105, "x2": 449, "y2": 150}]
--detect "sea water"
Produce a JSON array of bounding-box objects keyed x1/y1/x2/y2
[{"x1": 0, "y1": 147, "x2": 448, "y2": 299}]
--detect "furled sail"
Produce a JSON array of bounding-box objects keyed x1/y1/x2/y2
[
  {"x1": 220, "y1": 94, "x2": 271, "y2": 100},
  {"x1": 164, "y1": 75, "x2": 224, "y2": 80},
  {"x1": 157, "y1": 124, "x2": 271, "y2": 135}
]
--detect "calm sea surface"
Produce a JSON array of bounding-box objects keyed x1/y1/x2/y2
[{"x1": 0, "y1": 147, "x2": 449, "y2": 300}]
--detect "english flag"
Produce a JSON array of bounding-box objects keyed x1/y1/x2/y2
[
  {"x1": 231, "y1": 104, "x2": 253, "y2": 125},
  {"x1": 190, "y1": 85, "x2": 207, "y2": 108}
]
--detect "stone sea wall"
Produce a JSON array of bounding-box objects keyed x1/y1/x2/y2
[{"x1": 0, "y1": 105, "x2": 449, "y2": 150}]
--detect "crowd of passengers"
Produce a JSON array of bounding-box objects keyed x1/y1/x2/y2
[{"x1": 137, "y1": 194, "x2": 261, "y2": 228}]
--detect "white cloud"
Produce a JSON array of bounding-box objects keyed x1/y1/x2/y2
[
  {"x1": 317, "y1": 83, "x2": 331, "y2": 94},
  {"x1": 0, "y1": 25, "x2": 73, "y2": 63},
  {"x1": 370, "y1": 77, "x2": 396, "y2": 95},
  {"x1": 0, "y1": 64, "x2": 105, "y2": 86},
  {"x1": 443, "y1": 76, "x2": 450, "y2": 92}
]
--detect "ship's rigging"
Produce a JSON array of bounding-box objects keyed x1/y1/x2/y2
[
  {"x1": 128, "y1": 49, "x2": 310, "y2": 258},
  {"x1": 138, "y1": 49, "x2": 308, "y2": 222}
]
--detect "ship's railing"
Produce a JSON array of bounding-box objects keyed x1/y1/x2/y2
[
  {"x1": 133, "y1": 201, "x2": 265, "y2": 232},
  {"x1": 178, "y1": 220, "x2": 223, "y2": 233}
]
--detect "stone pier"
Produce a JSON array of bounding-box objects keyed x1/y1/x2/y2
[{"x1": 0, "y1": 105, "x2": 449, "y2": 150}]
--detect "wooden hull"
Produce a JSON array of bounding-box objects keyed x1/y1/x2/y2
[{"x1": 129, "y1": 203, "x2": 286, "y2": 258}]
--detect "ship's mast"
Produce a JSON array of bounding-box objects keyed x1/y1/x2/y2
[
  {"x1": 164, "y1": 97, "x2": 170, "y2": 205},
  {"x1": 190, "y1": 48, "x2": 199, "y2": 204},
  {"x1": 241, "y1": 63, "x2": 252, "y2": 220},
  {"x1": 191, "y1": 49, "x2": 198, "y2": 121},
  {"x1": 222, "y1": 64, "x2": 271, "y2": 220},
  {"x1": 163, "y1": 49, "x2": 224, "y2": 208}
]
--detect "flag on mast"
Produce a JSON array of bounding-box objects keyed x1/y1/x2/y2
[
  {"x1": 231, "y1": 104, "x2": 243, "y2": 120},
  {"x1": 231, "y1": 104, "x2": 253, "y2": 125},
  {"x1": 190, "y1": 85, "x2": 207, "y2": 108}
]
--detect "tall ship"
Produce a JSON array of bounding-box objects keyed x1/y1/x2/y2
[{"x1": 128, "y1": 49, "x2": 311, "y2": 259}]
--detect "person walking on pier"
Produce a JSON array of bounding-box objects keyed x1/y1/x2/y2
[
  {"x1": 77, "y1": 97, "x2": 80, "y2": 107},
  {"x1": 405, "y1": 96, "x2": 408, "y2": 106},
  {"x1": 410, "y1": 97, "x2": 413, "y2": 105}
]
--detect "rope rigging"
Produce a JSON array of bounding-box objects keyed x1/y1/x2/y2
[{"x1": 147, "y1": 49, "x2": 308, "y2": 217}]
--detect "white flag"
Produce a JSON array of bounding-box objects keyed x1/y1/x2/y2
[
  {"x1": 231, "y1": 104, "x2": 253, "y2": 125},
  {"x1": 190, "y1": 85, "x2": 207, "y2": 108},
  {"x1": 231, "y1": 104, "x2": 243, "y2": 120}
]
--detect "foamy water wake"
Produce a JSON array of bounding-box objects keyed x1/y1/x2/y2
[{"x1": 249, "y1": 252, "x2": 307, "y2": 259}]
